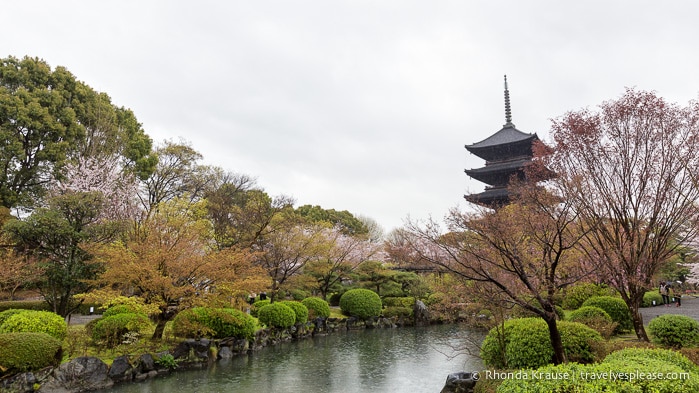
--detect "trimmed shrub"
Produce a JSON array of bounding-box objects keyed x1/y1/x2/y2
[
  {"x1": 382, "y1": 297, "x2": 415, "y2": 308},
  {"x1": 642, "y1": 291, "x2": 664, "y2": 307},
  {"x1": 568, "y1": 306, "x2": 617, "y2": 338},
  {"x1": 557, "y1": 321, "x2": 603, "y2": 363},
  {"x1": 581, "y1": 296, "x2": 632, "y2": 333},
  {"x1": 0, "y1": 301, "x2": 50, "y2": 313},
  {"x1": 561, "y1": 282, "x2": 615, "y2": 310},
  {"x1": 496, "y1": 358, "x2": 699, "y2": 392},
  {"x1": 257, "y1": 303, "x2": 296, "y2": 328},
  {"x1": 0, "y1": 332, "x2": 62, "y2": 373},
  {"x1": 604, "y1": 347, "x2": 699, "y2": 373},
  {"x1": 289, "y1": 289, "x2": 310, "y2": 301},
  {"x1": 250, "y1": 299, "x2": 270, "y2": 318},
  {"x1": 0, "y1": 309, "x2": 27, "y2": 326},
  {"x1": 173, "y1": 307, "x2": 257, "y2": 339},
  {"x1": 0, "y1": 310, "x2": 67, "y2": 340},
  {"x1": 382, "y1": 306, "x2": 413, "y2": 319},
  {"x1": 648, "y1": 314, "x2": 699, "y2": 348},
  {"x1": 91, "y1": 312, "x2": 151, "y2": 347},
  {"x1": 339, "y1": 289, "x2": 382, "y2": 319},
  {"x1": 301, "y1": 297, "x2": 331, "y2": 319},
  {"x1": 280, "y1": 301, "x2": 309, "y2": 324},
  {"x1": 481, "y1": 318, "x2": 602, "y2": 369}
]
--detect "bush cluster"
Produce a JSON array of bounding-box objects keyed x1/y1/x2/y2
[
  {"x1": 91, "y1": 312, "x2": 151, "y2": 347},
  {"x1": 280, "y1": 301, "x2": 309, "y2": 324},
  {"x1": 382, "y1": 297, "x2": 415, "y2": 308},
  {"x1": 497, "y1": 348, "x2": 699, "y2": 392},
  {"x1": 567, "y1": 306, "x2": 617, "y2": 339},
  {"x1": 173, "y1": 307, "x2": 257, "y2": 339},
  {"x1": 0, "y1": 309, "x2": 67, "y2": 340},
  {"x1": 480, "y1": 318, "x2": 602, "y2": 369},
  {"x1": 257, "y1": 303, "x2": 296, "y2": 328},
  {"x1": 0, "y1": 332, "x2": 62, "y2": 373},
  {"x1": 339, "y1": 289, "x2": 382, "y2": 319},
  {"x1": 561, "y1": 282, "x2": 615, "y2": 310},
  {"x1": 581, "y1": 296, "x2": 632, "y2": 333},
  {"x1": 648, "y1": 314, "x2": 699, "y2": 348},
  {"x1": 103, "y1": 304, "x2": 144, "y2": 317},
  {"x1": 250, "y1": 299, "x2": 270, "y2": 318},
  {"x1": 382, "y1": 307, "x2": 413, "y2": 319},
  {"x1": 301, "y1": 297, "x2": 331, "y2": 319},
  {"x1": 0, "y1": 301, "x2": 50, "y2": 313}
]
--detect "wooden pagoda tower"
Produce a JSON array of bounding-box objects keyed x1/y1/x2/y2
[{"x1": 464, "y1": 76, "x2": 540, "y2": 207}]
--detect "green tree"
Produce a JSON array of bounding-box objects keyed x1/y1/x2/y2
[
  {"x1": 296, "y1": 205, "x2": 368, "y2": 235},
  {"x1": 0, "y1": 56, "x2": 84, "y2": 208},
  {"x1": 3, "y1": 191, "x2": 123, "y2": 316}
]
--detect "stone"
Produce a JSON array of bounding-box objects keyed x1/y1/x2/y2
[
  {"x1": 218, "y1": 346, "x2": 234, "y2": 359},
  {"x1": 1, "y1": 371, "x2": 37, "y2": 393},
  {"x1": 136, "y1": 354, "x2": 155, "y2": 373},
  {"x1": 414, "y1": 299, "x2": 430, "y2": 326},
  {"x1": 38, "y1": 356, "x2": 113, "y2": 393},
  {"x1": 108, "y1": 355, "x2": 133, "y2": 383},
  {"x1": 440, "y1": 372, "x2": 476, "y2": 393}
]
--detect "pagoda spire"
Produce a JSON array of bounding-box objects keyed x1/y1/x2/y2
[{"x1": 504, "y1": 75, "x2": 514, "y2": 128}]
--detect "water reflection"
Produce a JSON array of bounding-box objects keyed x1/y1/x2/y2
[{"x1": 109, "y1": 324, "x2": 484, "y2": 393}]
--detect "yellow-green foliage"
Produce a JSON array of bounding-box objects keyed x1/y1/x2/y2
[
  {"x1": 496, "y1": 348, "x2": 699, "y2": 392},
  {"x1": 0, "y1": 332, "x2": 62, "y2": 373},
  {"x1": 301, "y1": 297, "x2": 330, "y2": 319},
  {"x1": 257, "y1": 303, "x2": 296, "y2": 328},
  {"x1": 280, "y1": 301, "x2": 309, "y2": 324},
  {"x1": 172, "y1": 307, "x2": 257, "y2": 339},
  {"x1": 648, "y1": 314, "x2": 699, "y2": 348},
  {"x1": 581, "y1": 296, "x2": 633, "y2": 333},
  {"x1": 91, "y1": 313, "x2": 151, "y2": 347},
  {"x1": 0, "y1": 310, "x2": 67, "y2": 340},
  {"x1": 481, "y1": 318, "x2": 602, "y2": 369}
]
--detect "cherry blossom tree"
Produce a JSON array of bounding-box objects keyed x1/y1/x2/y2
[{"x1": 540, "y1": 88, "x2": 699, "y2": 341}]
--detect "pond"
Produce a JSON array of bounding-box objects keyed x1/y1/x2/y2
[{"x1": 108, "y1": 324, "x2": 484, "y2": 393}]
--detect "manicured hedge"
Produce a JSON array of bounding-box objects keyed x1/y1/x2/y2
[
  {"x1": 173, "y1": 307, "x2": 258, "y2": 339},
  {"x1": 103, "y1": 304, "x2": 142, "y2": 317},
  {"x1": 91, "y1": 312, "x2": 151, "y2": 347},
  {"x1": 648, "y1": 314, "x2": 699, "y2": 348},
  {"x1": 382, "y1": 297, "x2": 415, "y2": 308},
  {"x1": 280, "y1": 301, "x2": 309, "y2": 324},
  {"x1": 581, "y1": 296, "x2": 632, "y2": 333},
  {"x1": 0, "y1": 332, "x2": 62, "y2": 373},
  {"x1": 561, "y1": 282, "x2": 615, "y2": 310},
  {"x1": 382, "y1": 306, "x2": 413, "y2": 319},
  {"x1": 301, "y1": 297, "x2": 331, "y2": 319},
  {"x1": 567, "y1": 306, "x2": 617, "y2": 338},
  {"x1": 250, "y1": 299, "x2": 270, "y2": 318},
  {"x1": 0, "y1": 310, "x2": 67, "y2": 340},
  {"x1": 257, "y1": 303, "x2": 296, "y2": 328},
  {"x1": 0, "y1": 300, "x2": 50, "y2": 313},
  {"x1": 339, "y1": 289, "x2": 382, "y2": 319},
  {"x1": 480, "y1": 318, "x2": 602, "y2": 369},
  {"x1": 497, "y1": 348, "x2": 699, "y2": 392}
]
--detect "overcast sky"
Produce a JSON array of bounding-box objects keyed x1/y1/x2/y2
[{"x1": 4, "y1": 1, "x2": 699, "y2": 232}]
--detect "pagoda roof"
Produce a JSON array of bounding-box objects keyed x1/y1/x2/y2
[
  {"x1": 466, "y1": 125, "x2": 537, "y2": 150},
  {"x1": 464, "y1": 187, "x2": 510, "y2": 207},
  {"x1": 465, "y1": 157, "x2": 530, "y2": 185}
]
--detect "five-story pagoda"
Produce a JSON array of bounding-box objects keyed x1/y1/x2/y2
[{"x1": 464, "y1": 76, "x2": 540, "y2": 207}]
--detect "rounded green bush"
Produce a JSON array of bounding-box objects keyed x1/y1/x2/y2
[
  {"x1": 648, "y1": 314, "x2": 699, "y2": 348},
  {"x1": 0, "y1": 310, "x2": 67, "y2": 340},
  {"x1": 173, "y1": 307, "x2": 257, "y2": 339},
  {"x1": 0, "y1": 309, "x2": 27, "y2": 326},
  {"x1": 91, "y1": 312, "x2": 151, "y2": 347},
  {"x1": 604, "y1": 347, "x2": 699, "y2": 373},
  {"x1": 257, "y1": 303, "x2": 296, "y2": 328},
  {"x1": 642, "y1": 291, "x2": 664, "y2": 307},
  {"x1": 280, "y1": 301, "x2": 309, "y2": 324},
  {"x1": 0, "y1": 332, "x2": 62, "y2": 373},
  {"x1": 562, "y1": 282, "x2": 614, "y2": 310},
  {"x1": 339, "y1": 289, "x2": 382, "y2": 319},
  {"x1": 481, "y1": 318, "x2": 602, "y2": 369},
  {"x1": 567, "y1": 306, "x2": 616, "y2": 338},
  {"x1": 250, "y1": 299, "x2": 270, "y2": 318},
  {"x1": 497, "y1": 358, "x2": 699, "y2": 392},
  {"x1": 581, "y1": 296, "x2": 632, "y2": 333},
  {"x1": 301, "y1": 297, "x2": 331, "y2": 319},
  {"x1": 382, "y1": 306, "x2": 412, "y2": 319}
]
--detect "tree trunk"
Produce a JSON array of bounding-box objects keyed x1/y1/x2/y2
[
  {"x1": 628, "y1": 291, "x2": 649, "y2": 341},
  {"x1": 152, "y1": 319, "x2": 168, "y2": 340},
  {"x1": 544, "y1": 314, "x2": 567, "y2": 365}
]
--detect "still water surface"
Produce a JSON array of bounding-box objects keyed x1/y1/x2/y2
[{"x1": 109, "y1": 324, "x2": 484, "y2": 393}]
